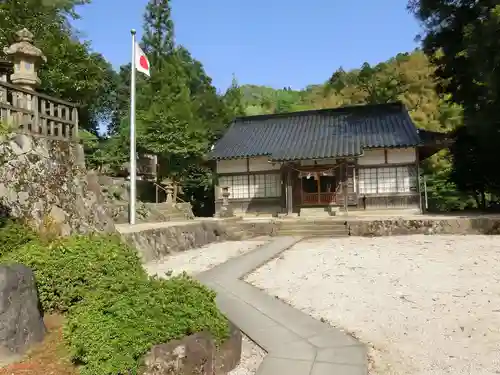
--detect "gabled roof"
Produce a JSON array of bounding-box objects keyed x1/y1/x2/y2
[{"x1": 209, "y1": 102, "x2": 422, "y2": 161}]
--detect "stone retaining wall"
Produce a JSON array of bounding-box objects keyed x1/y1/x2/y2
[
  {"x1": 120, "y1": 221, "x2": 242, "y2": 262},
  {"x1": 236, "y1": 220, "x2": 281, "y2": 237},
  {"x1": 224, "y1": 217, "x2": 500, "y2": 238},
  {"x1": 348, "y1": 217, "x2": 500, "y2": 236},
  {"x1": 0, "y1": 134, "x2": 114, "y2": 235}
]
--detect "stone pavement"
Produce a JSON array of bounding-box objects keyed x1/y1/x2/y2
[{"x1": 196, "y1": 237, "x2": 368, "y2": 375}]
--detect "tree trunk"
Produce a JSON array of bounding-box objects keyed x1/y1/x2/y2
[{"x1": 481, "y1": 190, "x2": 487, "y2": 210}]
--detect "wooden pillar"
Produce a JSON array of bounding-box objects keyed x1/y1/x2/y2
[
  {"x1": 287, "y1": 167, "x2": 293, "y2": 215},
  {"x1": 316, "y1": 172, "x2": 320, "y2": 204},
  {"x1": 416, "y1": 147, "x2": 423, "y2": 213},
  {"x1": 343, "y1": 161, "x2": 348, "y2": 214}
]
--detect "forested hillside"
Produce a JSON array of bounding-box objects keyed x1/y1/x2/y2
[{"x1": 239, "y1": 51, "x2": 462, "y2": 132}]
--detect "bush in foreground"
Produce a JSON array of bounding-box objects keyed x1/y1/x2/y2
[
  {"x1": 65, "y1": 275, "x2": 228, "y2": 375},
  {"x1": 0, "y1": 231, "x2": 229, "y2": 374},
  {"x1": 1, "y1": 234, "x2": 145, "y2": 312}
]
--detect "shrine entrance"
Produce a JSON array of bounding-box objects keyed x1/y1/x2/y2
[{"x1": 299, "y1": 167, "x2": 341, "y2": 205}]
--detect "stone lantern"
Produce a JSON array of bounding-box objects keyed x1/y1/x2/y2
[
  {"x1": 221, "y1": 186, "x2": 230, "y2": 207},
  {"x1": 218, "y1": 186, "x2": 234, "y2": 217},
  {"x1": 3, "y1": 28, "x2": 46, "y2": 90},
  {"x1": 165, "y1": 180, "x2": 174, "y2": 204}
]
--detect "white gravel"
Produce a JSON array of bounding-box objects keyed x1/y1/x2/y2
[
  {"x1": 246, "y1": 235, "x2": 500, "y2": 375},
  {"x1": 144, "y1": 239, "x2": 269, "y2": 278},
  {"x1": 229, "y1": 336, "x2": 266, "y2": 375}
]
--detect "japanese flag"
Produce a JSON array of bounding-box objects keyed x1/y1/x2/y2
[{"x1": 135, "y1": 43, "x2": 150, "y2": 77}]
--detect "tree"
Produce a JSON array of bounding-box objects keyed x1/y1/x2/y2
[
  {"x1": 223, "y1": 75, "x2": 246, "y2": 118},
  {"x1": 132, "y1": 0, "x2": 203, "y2": 178},
  {"x1": 409, "y1": 0, "x2": 500, "y2": 199},
  {"x1": 141, "y1": 0, "x2": 175, "y2": 65},
  {"x1": 449, "y1": 125, "x2": 489, "y2": 209},
  {"x1": 108, "y1": 64, "x2": 131, "y2": 136},
  {"x1": 177, "y1": 46, "x2": 231, "y2": 143},
  {"x1": 0, "y1": 0, "x2": 116, "y2": 133}
]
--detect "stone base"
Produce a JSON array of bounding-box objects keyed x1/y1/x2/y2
[
  {"x1": 327, "y1": 205, "x2": 339, "y2": 216},
  {"x1": 217, "y1": 206, "x2": 234, "y2": 218}
]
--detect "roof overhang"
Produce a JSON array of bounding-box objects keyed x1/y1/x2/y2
[{"x1": 417, "y1": 129, "x2": 455, "y2": 161}]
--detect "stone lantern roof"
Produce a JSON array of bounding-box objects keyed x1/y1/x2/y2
[{"x1": 3, "y1": 28, "x2": 46, "y2": 62}]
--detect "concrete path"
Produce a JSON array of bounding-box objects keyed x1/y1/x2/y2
[{"x1": 196, "y1": 237, "x2": 368, "y2": 375}]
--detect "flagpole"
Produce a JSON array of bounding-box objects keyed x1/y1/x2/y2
[{"x1": 129, "y1": 29, "x2": 137, "y2": 225}]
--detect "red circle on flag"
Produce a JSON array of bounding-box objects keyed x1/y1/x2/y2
[{"x1": 139, "y1": 55, "x2": 149, "y2": 70}]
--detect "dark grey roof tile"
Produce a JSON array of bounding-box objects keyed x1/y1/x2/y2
[{"x1": 210, "y1": 102, "x2": 422, "y2": 160}]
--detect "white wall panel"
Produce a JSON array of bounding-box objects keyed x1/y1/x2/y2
[
  {"x1": 216, "y1": 159, "x2": 247, "y2": 173},
  {"x1": 357, "y1": 149, "x2": 385, "y2": 165},
  {"x1": 387, "y1": 148, "x2": 416, "y2": 164},
  {"x1": 248, "y1": 157, "x2": 281, "y2": 171}
]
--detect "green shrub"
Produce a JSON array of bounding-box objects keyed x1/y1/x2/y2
[
  {"x1": 1, "y1": 232, "x2": 229, "y2": 374},
  {"x1": 1, "y1": 234, "x2": 145, "y2": 312},
  {"x1": 64, "y1": 274, "x2": 229, "y2": 375},
  {"x1": 0, "y1": 218, "x2": 36, "y2": 256}
]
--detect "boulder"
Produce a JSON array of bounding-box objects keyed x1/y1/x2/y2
[
  {"x1": 140, "y1": 321, "x2": 242, "y2": 375},
  {"x1": 141, "y1": 331, "x2": 215, "y2": 375},
  {"x1": 215, "y1": 321, "x2": 242, "y2": 374},
  {"x1": 0, "y1": 264, "x2": 45, "y2": 365}
]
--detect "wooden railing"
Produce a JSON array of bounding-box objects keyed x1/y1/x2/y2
[
  {"x1": 151, "y1": 181, "x2": 187, "y2": 204},
  {"x1": 303, "y1": 192, "x2": 337, "y2": 205},
  {"x1": 0, "y1": 80, "x2": 78, "y2": 141}
]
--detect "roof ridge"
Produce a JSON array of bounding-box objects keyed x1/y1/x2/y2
[{"x1": 234, "y1": 101, "x2": 405, "y2": 123}]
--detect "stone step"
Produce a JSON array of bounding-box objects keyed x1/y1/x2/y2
[
  {"x1": 278, "y1": 226, "x2": 347, "y2": 231},
  {"x1": 278, "y1": 230, "x2": 348, "y2": 236},
  {"x1": 299, "y1": 213, "x2": 332, "y2": 218},
  {"x1": 278, "y1": 225, "x2": 348, "y2": 231},
  {"x1": 299, "y1": 207, "x2": 332, "y2": 218},
  {"x1": 276, "y1": 230, "x2": 349, "y2": 237},
  {"x1": 277, "y1": 223, "x2": 349, "y2": 236},
  {"x1": 156, "y1": 211, "x2": 188, "y2": 219},
  {"x1": 279, "y1": 222, "x2": 347, "y2": 228}
]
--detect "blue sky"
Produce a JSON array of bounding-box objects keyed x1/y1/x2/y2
[{"x1": 73, "y1": 0, "x2": 421, "y2": 92}]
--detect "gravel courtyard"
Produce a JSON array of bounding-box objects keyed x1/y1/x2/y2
[
  {"x1": 144, "y1": 239, "x2": 269, "y2": 278},
  {"x1": 246, "y1": 235, "x2": 500, "y2": 375}
]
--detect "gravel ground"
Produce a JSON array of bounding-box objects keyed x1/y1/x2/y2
[
  {"x1": 246, "y1": 235, "x2": 500, "y2": 375},
  {"x1": 229, "y1": 336, "x2": 266, "y2": 375},
  {"x1": 144, "y1": 239, "x2": 269, "y2": 278}
]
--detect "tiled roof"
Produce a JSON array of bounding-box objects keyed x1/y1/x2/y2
[{"x1": 209, "y1": 102, "x2": 422, "y2": 161}]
